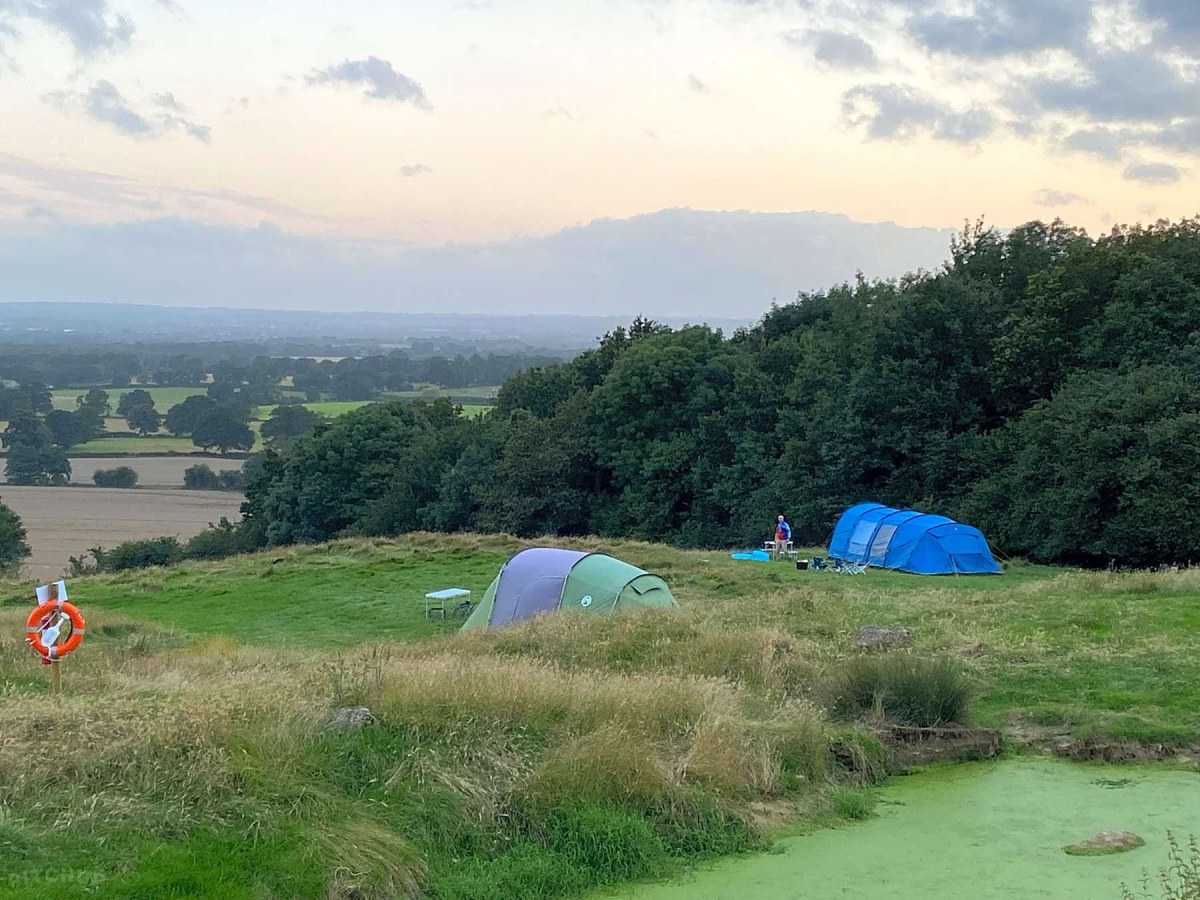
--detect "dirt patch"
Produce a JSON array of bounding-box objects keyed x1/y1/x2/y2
[{"x1": 879, "y1": 725, "x2": 1002, "y2": 771}]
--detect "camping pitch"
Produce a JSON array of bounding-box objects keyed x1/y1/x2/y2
[
  {"x1": 461, "y1": 547, "x2": 676, "y2": 631},
  {"x1": 829, "y1": 503, "x2": 1002, "y2": 575}
]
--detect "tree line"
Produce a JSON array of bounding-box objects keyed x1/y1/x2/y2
[{"x1": 231, "y1": 219, "x2": 1200, "y2": 568}]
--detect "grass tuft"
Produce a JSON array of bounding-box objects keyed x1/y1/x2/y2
[{"x1": 825, "y1": 655, "x2": 972, "y2": 727}]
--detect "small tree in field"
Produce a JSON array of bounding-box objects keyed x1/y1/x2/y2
[
  {"x1": 192, "y1": 408, "x2": 254, "y2": 454},
  {"x1": 126, "y1": 403, "x2": 162, "y2": 435},
  {"x1": 116, "y1": 389, "x2": 155, "y2": 418},
  {"x1": 0, "y1": 500, "x2": 30, "y2": 573}
]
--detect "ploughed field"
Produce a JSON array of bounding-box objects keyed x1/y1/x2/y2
[
  {"x1": 0, "y1": 485, "x2": 243, "y2": 580},
  {"x1": 1, "y1": 533, "x2": 1197, "y2": 899},
  {"x1": 0, "y1": 456, "x2": 244, "y2": 488}
]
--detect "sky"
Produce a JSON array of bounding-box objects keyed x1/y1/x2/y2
[{"x1": 0, "y1": 0, "x2": 1196, "y2": 315}]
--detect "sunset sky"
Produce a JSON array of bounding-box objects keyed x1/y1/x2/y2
[{"x1": 0, "y1": 0, "x2": 1196, "y2": 313}]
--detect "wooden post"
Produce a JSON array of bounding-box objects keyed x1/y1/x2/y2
[{"x1": 50, "y1": 661, "x2": 61, "y2": 697}]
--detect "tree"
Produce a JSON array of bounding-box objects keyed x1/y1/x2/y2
[
  {"x1": 165, "y1": 395, "x2": 218, "y2": 436},
  {"x1": 77, "y1": 388, "x2": 111, "y2": 416},
  {"x1": 260, "y1": 404, "x2": 325, "y2": 448},
  {"x1": 0, "y1": 499, "x2": 30, "y2": 573},
  {"x1": 117, "y1": 389, "x2": 155, "y2": 418},
  {"x1": 45, "y1": 410, "x2": 90, "y2": 449},
  {"x1": 3, "y1": 413, "x2": 70, "y2": 485},
  {"x1": 192, "y1": 407, "x2": 254, "y2": 454},
  {"x1": 126, "y1": 403, "x2": 162, "y2": 435}
]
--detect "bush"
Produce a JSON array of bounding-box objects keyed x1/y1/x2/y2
[
  {"x1": 93, "y1": 466, "x2": 139, "y2": 488},
  {"x1": 825, "y1": 655, "x2": 971, "y2": 727},
  {"x1": 183, "y1": 464, "x2": 219, "y2": 490},
  {"x1": 186, "y1": 518, "x2": 253, "y2": 559},
  {"x1": 218, "y1": 469, "x2": 245, "y2": 491},
  {"x1": 88, "y1": 537, "x2": 184, "y2": 573},
  {"x1": 184, "y1": 464, "x2": 244, "y2": 491}
]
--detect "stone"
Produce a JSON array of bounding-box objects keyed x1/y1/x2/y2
[
  {"x1": 325, "y1": 706, "x2": 374, "y2": 730},
  {"x1": 855, "y1": 626, "x2": 913, "y2": 651},
  {"x1": 1063, "y1": 831, "x2": 1145, "y2": 856}
]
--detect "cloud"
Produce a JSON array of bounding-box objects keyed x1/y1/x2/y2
[
  {"x1": 1123, "y1": 161, "x2": 1183, "y2": 184},
  {"x1": 0, "y1": 209, "x2": 955, "y2": 318},
  {"x1": 43, "y1": 81, "x2": 211, "y2": 143},
  {"x1": 905, "y1": 0, "x2": 1092, "y2": 59},
  {"x1": 842, "y1": 83, "x2": 995, "y2": 143},
  {"x1": 0, "y1": 0, "x2": 134, "y2": 56},
  {"x1": 541, "y1": 105, "x2": 573, "y2": 120},
  {"x1": 1139, "y1": 0, "x2": 1200, "y2": 46},
  {"x1": 306, "y1": 56, "x2": 431, "y2": 108},
  {"x1": 74, "y1": 80, "x2": 152, "y2": 135},
  {"x1": 152, "y1": 91, "x2": 185, "y2": 111},
  {"x1": 687, "y1": 73, "x2": 709, "y2": 93},
  {"x1": 1018, "y1": 50, "x2": 1198, "y2": 125},
  {"x1": 400, "y1": 163, "x2": 432, "y2": 177},
  {"x1": 783, "y1": 28, "x2": 878, "y2": 70},
  {"x1": 0, "y1": 152, "x2": 334, "y2": 226},
  {"x1": 1033, "y1": 188, "x2": 1089, "y2": 207}
]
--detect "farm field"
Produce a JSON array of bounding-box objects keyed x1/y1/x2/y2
[
  {"x1": 17, "y1": 456, "x2": 243, "y2": 487},
  {"x1": 0, "y1": 485, "x2": 242, "y2": 580},
  {"x1": 1, "y1": 534, "x2": 1198, "y2": 898}
]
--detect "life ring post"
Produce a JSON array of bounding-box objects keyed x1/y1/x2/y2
[{"x1": 26, "y1": 586, "x2": 85, "y2": 695}]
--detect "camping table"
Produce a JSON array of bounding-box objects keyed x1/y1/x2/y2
[{"x1": 425, "y1": 588, "x2": 471, "y2": 620}]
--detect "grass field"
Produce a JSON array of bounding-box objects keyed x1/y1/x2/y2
[
  {"x1": 68, "y1": 434, "x2": 218, "y2": 454},
  {"x1": 51, "y1": 386, "x2": 204, "y2": 413},
  {"x1": 2, "y1": 533, "x2": 1197, "y2": 898}
]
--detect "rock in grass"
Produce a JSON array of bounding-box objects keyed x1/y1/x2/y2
[
  {"x1": 325, "y1": 706, "x2": 374, "y2": 730},
  {"x1": 1063, "y1": 832, "x2": 1145, "y2": 856},
  {"x1": 855, "y1": 626, "x2": 913, "y2": 651}
]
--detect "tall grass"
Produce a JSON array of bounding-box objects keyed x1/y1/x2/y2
[
  {"x1": 824, "y1": 655, "x2": 972, "y2": 727},
  {"x1": 0, "y1": 606, "x2": 830, "y2": 899}
]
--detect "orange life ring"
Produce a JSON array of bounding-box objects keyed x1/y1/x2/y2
[{"x1": 25, "y1": 600, "x2": 85, "y2": 661}]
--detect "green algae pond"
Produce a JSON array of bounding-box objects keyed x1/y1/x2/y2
[{"x1": 609, "y1": 759, "x2": 1200, "y2": 900}]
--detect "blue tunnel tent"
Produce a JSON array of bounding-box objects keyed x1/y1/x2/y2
[{"x1": 828, "y1": 503, "x2": 1002, "y2": 575}]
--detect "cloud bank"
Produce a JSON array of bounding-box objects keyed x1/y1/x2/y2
[{"x1": 0, "y1": 209, "x2": 955, "y2": 317}]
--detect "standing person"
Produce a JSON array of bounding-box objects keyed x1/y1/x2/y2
[{"x1": 773, "y1": 514, "x2": 792, "y2": 559}]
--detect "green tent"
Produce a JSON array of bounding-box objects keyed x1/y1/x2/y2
[{"x1": 461, "y1": 547, "x2": 676, "y2": 631}]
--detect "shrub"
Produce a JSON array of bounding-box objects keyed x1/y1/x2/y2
[
  {"x1": 217, "y1": 469, "x2": 245, "y2": 491},
  {"x1": 824, "y1": 655, "x2": 971, "y2": 727},
  {"x1": 183, "y1": 464, "x2": 219, "y2": 490},
  {"x1": 184, "y1": 464, "x2": 244, "y2": 491},
  {"x1": 186, "y1": 518, "x2": 252, "y2": 560},
  {"x1": 93, "y1": 466, "x2": 139, "y2": 488},
  {"x1": 90, "y1": 536, "x2": 184, "y2": 572}
]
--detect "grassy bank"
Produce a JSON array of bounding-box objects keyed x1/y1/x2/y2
[{"x1": 1, "y1": 534, "x2": 1198, "y2": 898}]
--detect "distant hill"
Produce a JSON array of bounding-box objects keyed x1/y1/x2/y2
[{"x1": 0, "y1": 208, "x2": 954, "y2": 319}]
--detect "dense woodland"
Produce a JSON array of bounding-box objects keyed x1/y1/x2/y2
[{"x1": 235, "y1": 219, "x2": 1200, "y2": 568}]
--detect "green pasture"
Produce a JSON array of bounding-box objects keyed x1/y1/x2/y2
[{"x1": 51, "y1": 386, "x2": 205, "y2": 413}]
